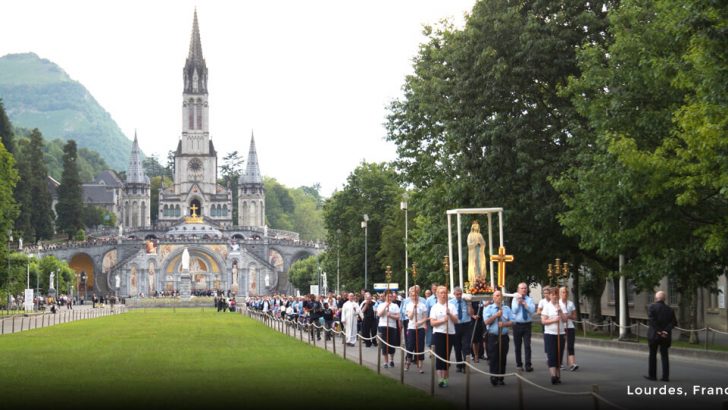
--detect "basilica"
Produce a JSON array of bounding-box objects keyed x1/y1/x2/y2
[
  {"x1": 108, "y1": 11, "x2": 263, "y2": 231},
  {"x1": 52, "y1": 11, "x2": 319, "y2": 299}
]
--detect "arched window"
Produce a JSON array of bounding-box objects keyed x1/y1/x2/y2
[
  {"x1": 222, "y1": 205, "x2": 228, "y2": 217},
  {"x1": 250, "y1": 202, "x2": 257, "y2": 226},
  {"x1": 141, "y1": 202, "x2": 147, "y2": 227},
  {"x1": 189, "y1": 105, "x2": 194, "y2": 130},
  {"x1": 196, "y1": 100, "x2": 202, "y2": 130}
]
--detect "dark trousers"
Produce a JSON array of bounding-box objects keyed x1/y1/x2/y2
[
  {"x1": 406, "y1": 328, "x2": 426, "y2": 363},
  {"x1": 487, "y1": 333, "x2": 509, "y2": 381},
  {"x1": 432, "y1": 332, "x2": 454, "y2": 371},
  {"x1": 379, "y1": 326, "x2": 398, "y2": 355},
  {"x1": 453, "y1": 322, "x2": 473, "y2": 369},
  {"x1": 648, "y1": 340, "x2": 669, "y2": 380},
  {"x1": 362, "y1": 317, "x2": 378, "y2": 347},
  {"x1": 324, "y1": 320, "x2": 334, "y2": 340},
  {"x1": 512, "y1": 322, "x2": 532, "y2": 367},
  {"x1": 544, "y1": 333, "x2": 566, "y2": 368},
  {"x1": 560, "y1": 328, "x2": 576, "y2": 363}
]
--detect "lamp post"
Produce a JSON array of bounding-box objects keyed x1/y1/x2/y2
[
  {"x1": 24, "y1": 252, "x2": 34, "y2": 312},
  {"x1": 80, "y1": 271, "x2": 87, "y2": 302},
  {"x1": 74, "y1": 272, "x2": 79, "y2": 304},
  {"x1": 26, "y1": 251, "x2": 35, "y2": 290},
  {"x1": 317, "y1": 265, "x2": 322, "y2": 296},
  {"x1": 400, "y1": 193, "x2": 409, "y2": 293},
  {"x1": 5, "y1": 231, "x2": 12, "y2": 289},
  {"x1": 336, "y1": 228, "x2": 341, "y2": 295},
  {"x1": 361, "y1": 214, "x2": 369, "y2": 291}
]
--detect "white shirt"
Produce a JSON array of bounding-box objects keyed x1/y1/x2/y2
[
  {"x1": 429, "y1": 301, "x2": 457, "y2": 334},
  {"x1": 560, "y1": 300, "x2": 576, "y2": 329},
  {"x1": 377, "y1": 302, "x2": 400, "y2": 328},
  {"x1": 537, "y1": 298, "x2": 549, "y2": 312},
  {"x1": 406, "y1": 302, "x2": 428, "y2": 330},
  {"x1": 541, "y1": 302, "x2": 566, "y2": 335}
]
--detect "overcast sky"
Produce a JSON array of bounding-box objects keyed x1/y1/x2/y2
[{"x1": 1, "y1": 0, "x2": 475, "y2": 196}]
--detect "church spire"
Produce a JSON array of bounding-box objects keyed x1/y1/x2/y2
[
  {"x1": 188, "y1": 9, "x2": 204, "y2": 63},
  {"x1": 183, "y1": 9, "x2": 207, "y2": 94},
  {"x1": 126, "y1": 131, "x2": 147, "y2": 184},
  {"x1": 240, "y1": 131, "x2": 263, "y2": 185}
]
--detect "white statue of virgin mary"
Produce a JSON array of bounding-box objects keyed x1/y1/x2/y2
[{"x1": 181, "y1": 247, "x2": 190, "y2": 271}]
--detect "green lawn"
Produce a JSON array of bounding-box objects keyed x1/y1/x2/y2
[{"x1": 0, "y1": 309, "x2": 454, "y2": 409}]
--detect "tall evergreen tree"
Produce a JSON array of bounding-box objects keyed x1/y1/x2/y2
[
  {"x1": 12, "y1": 143, "x2": 33, "y2": 240},
  {"x1": 220, "y1": 151, "x2": 244, "y2": 224},
  {"x1": 0, "y1": 141, "x2": 19, "y2": 290},
  {"x1": 56, "y1": 140, "x2": 84, "y2": 239},
  {"x1": 0, "y1": 99, "x2": 13, "y2": 154},
  {"x1": 27, "y1": 129, "x2": 54, "y2": 241}
]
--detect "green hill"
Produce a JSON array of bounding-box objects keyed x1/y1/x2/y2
[{"x1": 0, "y1": 52, "x2": 132, "y2": 171}]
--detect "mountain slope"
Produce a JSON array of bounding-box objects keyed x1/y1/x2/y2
[{"x1": 0, "y1": 52, "x2": 132, "y2": 170}]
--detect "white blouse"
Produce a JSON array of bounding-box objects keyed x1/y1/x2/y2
[
  {"x1": 429, "y1": 301, "x2": 457, "y2": 335},
  {"x1": 541, "y1": 302, "x2": 566, "y2": 335},
  {"x1": 377, "y1": 302, "x2": 400, "y2": 328},
  {"x1": 559, "y1": 300, "x2": 576, "y2": 329},
  {"x1": 406, "y1": 302, "x2": 428, "y2": 330}
]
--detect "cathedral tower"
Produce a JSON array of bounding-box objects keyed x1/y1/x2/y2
[
  {"x1": 158, "y1": 10, "x2": 232, "y2": 227},
  {"x1": 238, "y1": 133, "x2": 265, "y2": 228},
  {"x1": 175, "y1": 9, "x2": 218, "y2": 198},
  {"x1": 123, "y1": 132, "x2": 150, "y2": 228}
]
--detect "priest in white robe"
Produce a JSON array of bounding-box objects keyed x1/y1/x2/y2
[{"x1": 341, "y1": 293, "x2": 361, "y2": 346}]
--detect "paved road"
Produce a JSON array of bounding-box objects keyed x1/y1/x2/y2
[{"x1": 252, "y1": 313, "x2": 728, "y2": 410}]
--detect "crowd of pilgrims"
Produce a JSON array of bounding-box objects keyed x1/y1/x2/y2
[{"x1": 245, "y1": 283, "x2": 579, "y2": 388}]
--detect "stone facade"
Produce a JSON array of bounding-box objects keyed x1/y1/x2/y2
[{"x1": 36, "y1": 11, "x2": 318, "y2": 299}]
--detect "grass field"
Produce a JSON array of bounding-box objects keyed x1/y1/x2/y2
[{"x1": 0, "y1": 309, "x2": 454, "y2": 409}]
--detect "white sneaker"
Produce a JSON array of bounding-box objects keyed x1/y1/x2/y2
[{"x1": 570, "y1": 364, "x2": 579, "y2": 371}]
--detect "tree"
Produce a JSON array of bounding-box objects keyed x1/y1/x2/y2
[
  {"x1": 265, "y1": 178, "x2": 295, "y2": 231},
  {"x1": 385, "y1": 0, "x2": 612, "y2": 288},
  {"x1": 26, "y1": 129, "x2": 54, "y2": 241},
  {"x1": 0, "y1": 98, "x2": 13, "y2": 154},
  {"x1": 220, "y1": 151, "x2": 244, "y2": 223},
  {"x1": 12, "y1": 146, "x2": 33, "y2": 240},
  {"x1": 0, "y1": 141, "x2": 19, "y2": 297},
  {"x1": 558, "y1": 0, "x2": 728, "y2": 340},
  {"x1": 56, "y1": 140, "x2": 84, "y2": 239},
  {"x1": 288, "y1": 255, "x2": 320, "y2": 294},
  {"x1": 322, "y1": 162, "x2": 403, "y2": 291},
  {"x1": 143, "y1": 154, "x2": 167, "y2": 178},
  {"x1": 290, "y1": 188, "x2": 326, "y2": 240},
  {"x1": 166, "y1": 150, "x2": 175, "y2": 179},
  {"x1": 82, "y1": 205, "x2": 116, "y2": 229},
  {"x1": 150, "y1": 176, "x2": 172, "y2": 225}
]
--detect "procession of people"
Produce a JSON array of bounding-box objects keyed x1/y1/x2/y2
[{"x1": 243, "y1": 280, "x2": 593, "y2": 389}]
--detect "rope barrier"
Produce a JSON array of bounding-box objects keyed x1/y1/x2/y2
[
  {"x1": 245, "y1": 308, "x2": 627, "y2": 406},
  {"x1": 591, "y1": 392, "x2": 630, "y2": 410},
  {"x1": 674, "y1": 326, "x2": 707, "y2": 333},
  {"x1": 512, "y1": 373, "x2": 593, "y2": 397}
]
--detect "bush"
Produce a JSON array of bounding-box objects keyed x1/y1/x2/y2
[{"x1": 74, "y1": 229, "x2": 86, "y2": 241}]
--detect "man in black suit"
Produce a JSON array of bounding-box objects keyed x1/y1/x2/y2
[{"x1": 645, "y1": 291, "x2": 677, "y2": 382}]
